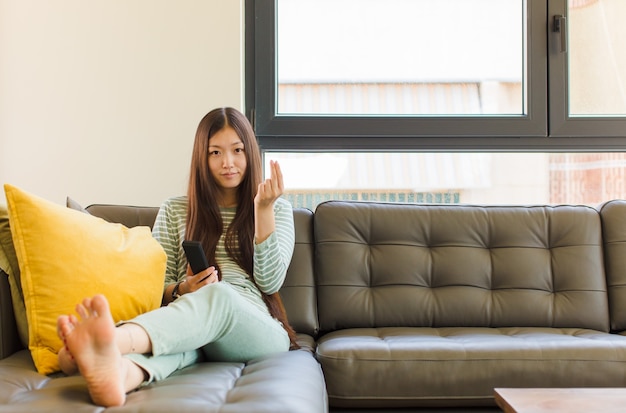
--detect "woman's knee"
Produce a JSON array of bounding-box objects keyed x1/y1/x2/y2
[{"x1": 200, "y1": 282, "x2": 236, "y2": 300}]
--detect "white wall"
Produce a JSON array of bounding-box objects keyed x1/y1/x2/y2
[{"x1": 0, "y1": 0, "x2": 243, "y2": 207}]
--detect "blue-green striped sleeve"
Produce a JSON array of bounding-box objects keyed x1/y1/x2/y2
[
  {"x1": 253, "y1": 197, "x2": 295, "y2": 294},
  {"x1": 151, "y1": 196, "x2": 187, "y2": 288}
]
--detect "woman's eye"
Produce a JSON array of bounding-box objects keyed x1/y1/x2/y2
[
  {"x1": 210, "y1": 150, "x2": 220, "y2": 156},
  {"x1": 235, "y1": 147, "x2": 244, "y2": 153}
]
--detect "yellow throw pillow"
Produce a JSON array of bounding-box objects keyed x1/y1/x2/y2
[{"x1": 4, "y1": 184, "x2": 166, "y2": 375}]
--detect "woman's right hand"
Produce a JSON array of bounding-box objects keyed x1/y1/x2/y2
[{"x1": 180, "y1": 265, "x2": 219, "y2": 295}]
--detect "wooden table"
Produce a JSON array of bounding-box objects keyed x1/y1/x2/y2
[{"x1": 495, "y1": 388, "x2": 626, "y2": 413}]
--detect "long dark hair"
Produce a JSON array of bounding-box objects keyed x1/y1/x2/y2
[{"x1": 185, "y1": 107, "x2": 298, "y2": 349}]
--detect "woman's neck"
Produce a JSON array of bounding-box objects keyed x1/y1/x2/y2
[{"x1": 217, "y1": 191, "x2": 238, "y2": 208}]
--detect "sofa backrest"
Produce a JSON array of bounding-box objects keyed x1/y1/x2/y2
[
  {"x1": 597, "y1": 200, "x2": 626, "y2": 332},
  {"x1": 85, "y1": 204, "x2": 160, "y2": 228},
  {"x1": 314, "y1": 201, "x2": 609, "y2": 333},
  {"x1": 0, "y1": 269, "x2": 21, "y2": 359},
  {"x1": 85, "y1": 203, "x2": 319, "y2": 337},
  {"x1": 281, "y1": 208, "x2": 319, "y2": 336}
]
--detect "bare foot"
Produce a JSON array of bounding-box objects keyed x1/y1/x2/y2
[
  {"x1": 57, "y1": 344, "x2": 78, "y2": 375},
  {"x1": 57, "y1": 314, "x2": 78, "y2": 374},
  {"x1": 61, "y1": 295, "x2": 127, "y2": 407}
]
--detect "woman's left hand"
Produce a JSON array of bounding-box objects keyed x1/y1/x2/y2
[
  {"x1": 254, "y1": 160, "x2": 284, "y2": 208},
  {"x1": 254, "y1": 160, "x2": 283, "y2": 244}
]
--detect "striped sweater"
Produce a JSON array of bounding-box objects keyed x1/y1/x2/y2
[{"x1": 152, "y1": 196, "x2": 295, "y2": 315}]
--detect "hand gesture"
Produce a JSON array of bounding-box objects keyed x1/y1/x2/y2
[{"x1": 255, "y1": 160, "x2": 284, "y2": 209}]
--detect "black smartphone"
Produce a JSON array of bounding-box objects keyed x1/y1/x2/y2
[{"x1": 182, "y1": 240, "x2": 210, "y2": 280}]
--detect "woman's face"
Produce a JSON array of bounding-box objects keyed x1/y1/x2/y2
[{"x1": 208, "y1": 126, "x2": 247, "y2": 199}]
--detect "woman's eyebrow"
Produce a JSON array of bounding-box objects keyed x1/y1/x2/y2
[{"x1": 209, "y1": 141, "x2": 243, "y2": 149}]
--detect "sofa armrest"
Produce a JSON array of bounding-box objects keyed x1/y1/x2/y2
[{"x1": 0, "y1": 270, "x2": 21, "y2": 360}]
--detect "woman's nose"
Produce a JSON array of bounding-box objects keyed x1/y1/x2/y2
[{"x1": 222, "y1": 153, "x2": 234, "y2": 167}]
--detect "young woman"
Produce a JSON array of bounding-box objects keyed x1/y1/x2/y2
[{"x1": 56, "y1": 107, "x2": 297, "y2": 407}]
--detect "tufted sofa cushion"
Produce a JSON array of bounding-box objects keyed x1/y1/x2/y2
[
  {"x1": 597, "y1": 199, "x2": 626, "y2": 332},
  {"x1": 279, "y1": 208, "x2": 319, "y2": 336},
  {"x1": 85, "y1": 203, "x2": 160, "y2": 228},
  {"x1": 314, "y1": 201, "x2": 608, "y2": 332},
  {"x1": 0, "y1": 347, "x2": 327, "y2": 412},
  {"x1": 317, "y1": 326, "x2": 626, "y2": 408}
]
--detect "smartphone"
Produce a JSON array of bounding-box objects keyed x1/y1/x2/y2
[{"x1": 182, "y1": 240, "x2": 211, "y2": 280}]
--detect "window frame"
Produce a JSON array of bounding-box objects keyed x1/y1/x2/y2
[
  {"x1": 547, "y1": 0, "x2": 626, "y2": 138},
  {"x1": 246, "y1": 0, "x2": 626, "y2": 151}
]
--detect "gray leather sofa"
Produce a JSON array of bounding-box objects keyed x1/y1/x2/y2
[
  {"x1": 3, "y1": 199, "x2": 626, "y2": 412},
  {"x1": 0, "y1": 203, "x2": 326, "y2": 413}
]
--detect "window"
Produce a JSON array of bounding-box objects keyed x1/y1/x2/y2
[
  {"x1": 247, "y1": 0, "x2": 626, "y2": 148},
  {"x1": 249, "y1": 0, "x2": 548, "y2": 147},
  {"x1": 247, "y1": 0, "x2": 626, "y2": 207},
  {"x1": 276, "y1": 0, "x2": 525, "y2": 117},
  {"x1": 264, "y1": 151, "x2": 626, "y2": 209},
  {"x1": 549, "y1": 0, "x2": 626, "y2": 137}
]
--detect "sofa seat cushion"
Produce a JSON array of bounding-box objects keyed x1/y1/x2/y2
[
  {"x1": 0, "y1": 349, "x2": 327, "y2": 412},
  {"x1": 316, "y1": 326, "x2": 626, "y2": 408}
]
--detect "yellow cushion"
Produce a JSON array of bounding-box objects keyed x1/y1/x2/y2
[{"x1": 4, "y1": 184, "x2": 166, "y2": 374}]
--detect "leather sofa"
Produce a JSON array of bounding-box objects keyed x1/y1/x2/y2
[{"x1": 3, "y1": 199, "x2": 626, "y2": 412}]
